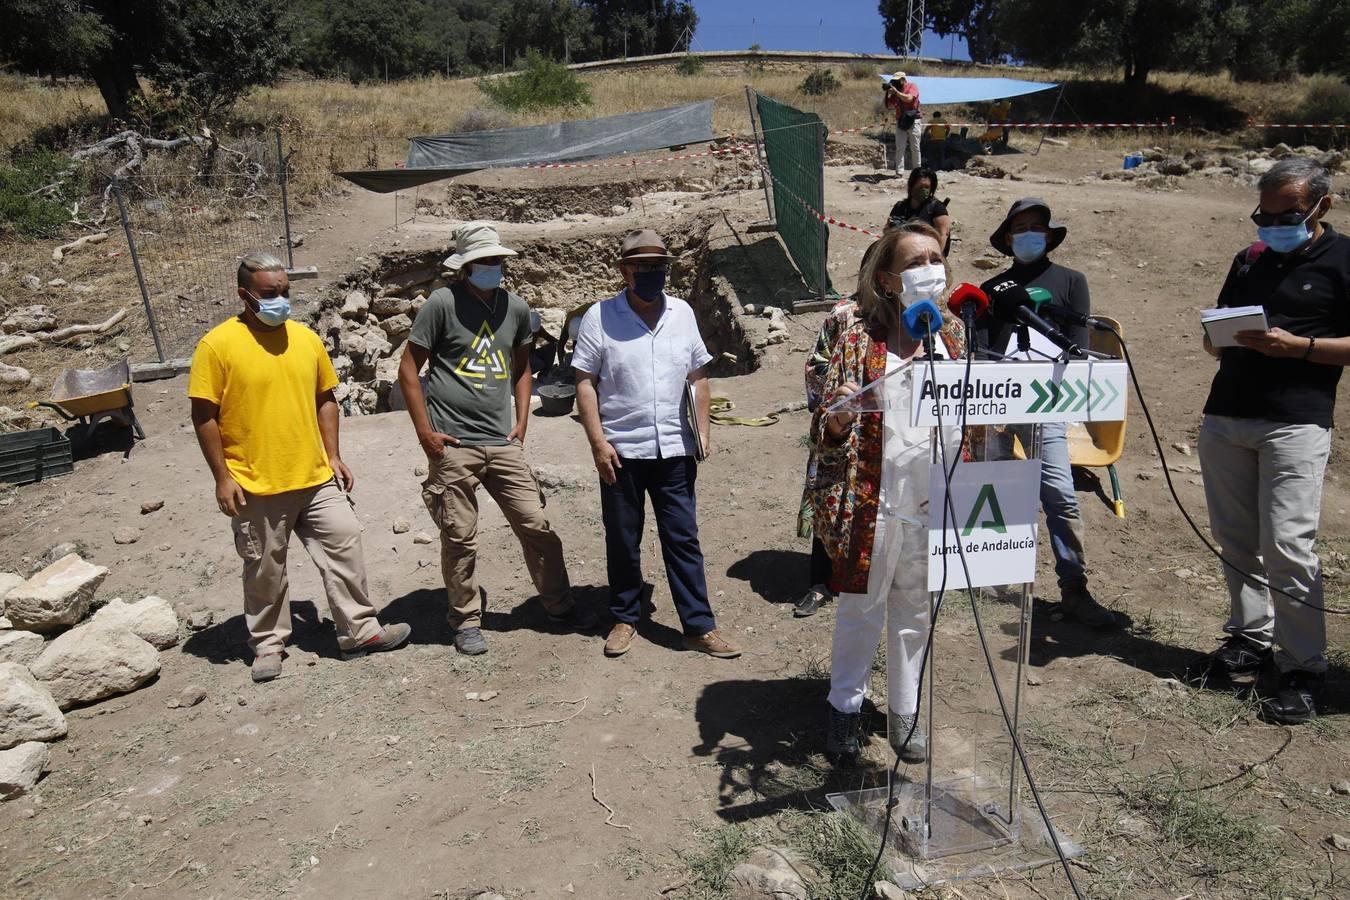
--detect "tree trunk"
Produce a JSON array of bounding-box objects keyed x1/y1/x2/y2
[
  {"x1": 1124, "y1": 60, "x2": 1150, "y2": 87},
  {"x1": 89, "y1": 56, "x2": 142, "y2": 124}
]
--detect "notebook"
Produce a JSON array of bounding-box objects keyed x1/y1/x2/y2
[
  {"x1": 684, "y1": 382, "x2": 707, "y2": 461},
  {"x1": 1200, "y1": 306, "x2": 1268, "y2": 348}
]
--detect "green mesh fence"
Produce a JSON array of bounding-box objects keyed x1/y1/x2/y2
[{"x1": 755, "y1": 92, "x2": 833, "y2": 298}]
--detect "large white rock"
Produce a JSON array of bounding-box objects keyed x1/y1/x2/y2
[
  {"x1": 4, "y1": 554, "x2": 108, "y2": 633},
  {"x1": 89, "y1": 597, "x2": 179, "y2": 650},
  {"x1": 0, "y1": 662, "x2": 67, "y2": 748},
  {"x1": 0, "y1": 741, "x2": 49, "y2": 800},
  {"x1": 30, "y1": 624, "x2": 160, "y2": 710},
  {"x1": 0, "y1": 631, "x2": 44, "y2": 666}
]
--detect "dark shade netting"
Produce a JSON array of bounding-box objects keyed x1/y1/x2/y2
[{"x1": 756, "y1": 92, "x2": 832, "y2": 297}]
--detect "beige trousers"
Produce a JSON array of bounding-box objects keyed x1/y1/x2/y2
[
  {"x1": 421, "y1": 443, "x2": 571, "y2": 628},
  {"x1": 231, "y1": 478, "x2": 382, "y2": 656}
]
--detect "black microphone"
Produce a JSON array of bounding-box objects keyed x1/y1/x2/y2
[
  {"x1": 947, "y1": 283, "x2": 989, "y2": 358},
  {"x1": 987, "y1": 281, "x2": 1085, "y2": 358},
  {"x1": 1035, "y1": 302, "x2": 1112, "y2": 332}
]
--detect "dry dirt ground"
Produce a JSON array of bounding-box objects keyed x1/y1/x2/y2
[{"x1": 3, "y1": 137, "x2": 1350, "y2": 899}]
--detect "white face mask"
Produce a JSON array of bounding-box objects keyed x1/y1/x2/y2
[{"x1": 896, "y1": 263, "x2": 947, "y2": 305}]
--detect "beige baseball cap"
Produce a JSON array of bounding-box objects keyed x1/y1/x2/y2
[{"x1": 619, "y1": 228, "x2": 675, "y2": 262}]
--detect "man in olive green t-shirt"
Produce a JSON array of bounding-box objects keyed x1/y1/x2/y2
[{"x1": 398, "y1": 222, "x2": 592, "y2": 655}]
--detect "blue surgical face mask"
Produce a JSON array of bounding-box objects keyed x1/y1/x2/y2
[
  {"x1": 248, "y1": 291, "x2": 290, "y2": 327},
  {"x1": 632, "y1": 269, "x2": 667, "y2": 301},
  {"x1": 1257, "y1": 221, "x2": 1313, "y2": 254},
  {"x1": 467, "y1": 263, "x2": 503, "y2": 291},
  {"x1": 1011, "y1": 231, "x2": 1048, "y2": 263}
]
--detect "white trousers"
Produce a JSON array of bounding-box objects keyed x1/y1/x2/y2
[
  {"x1": 895, "y1": 120, "x2": 922, "y2": 173},
  {"x1": 827, "y1": 513, "x2": 931, "y2": 716}
]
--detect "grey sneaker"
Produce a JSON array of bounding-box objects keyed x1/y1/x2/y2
[
  {"x1": 888, "y1": 711, "x2": 927, "y2": 763},
  {"x1": 1060, "y1": 583, "x2": 1118, "y2": 628},
  {"x1": 793, "y1": 586, "x2": 830, "y2": 618},
  {"x1": 825, "y1": 706, "x2": 863, "y2": 767},
  {"x1": 453, "y1": 626, "x2": 488, "y2": 656},
  {"x1": 341, "y1": 623, "x2": 412, "y2": 660},
  {"x1": 251, "y1": 653, "x2": 282, "y2": 683}
]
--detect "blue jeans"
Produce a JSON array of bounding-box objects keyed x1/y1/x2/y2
[
  {"x1": 599, "y1": 456, "x2": 716, "y2": 636},
  {"x1": 1016, "y1": 423, "x2": 1088, "y2": 589}
]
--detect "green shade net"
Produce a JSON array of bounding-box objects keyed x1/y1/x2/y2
[{"x1": 755, "y1": 92, "x2": 833, "y2": 298}]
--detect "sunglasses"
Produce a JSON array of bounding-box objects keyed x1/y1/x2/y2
[
  {"x1": 628, "y1": 263, "x2": 667, "y2": 274},
  {"x1": 1250, "y1": 199, "x2": 1322, "y2": 228}
]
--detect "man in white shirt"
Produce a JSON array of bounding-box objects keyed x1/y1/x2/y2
[{"x1": 572, "y1": 229, "x2": 742, "y2": 660}]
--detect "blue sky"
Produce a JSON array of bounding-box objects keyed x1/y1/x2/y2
[{"x1": 689, "y1": 1, "x2": 971, "y2": 61}]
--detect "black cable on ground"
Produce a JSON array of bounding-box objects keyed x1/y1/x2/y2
[{"x1": 1106, "y1": 325, "x2": 1348, "y2": 617}]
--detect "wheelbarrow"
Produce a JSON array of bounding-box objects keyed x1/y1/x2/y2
[{"x1": 31, "y1": 359, "x2": 146, "y2": 441}]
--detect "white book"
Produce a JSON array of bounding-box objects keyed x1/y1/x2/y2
[{"x1": 1200, "y1": 305, "x2": 1268, "y2": 347}]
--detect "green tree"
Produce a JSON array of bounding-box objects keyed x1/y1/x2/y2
[
  {"x1": 500, "y1": 0, "x2": 601, "y2": 64},
  {"x1": 998, "y1": 0, "x2": 1224, "y2": 86},
  {"x1": 880, "y1": 0, "x2": 1006, "y2": 64},
  {"x1": 0, "y1": 0, "x2": 289, "y2": 122},
  {"x1": 582, "y1": 0, "x2": 696, "y2": 58},
  {"x1": 1295, "y1": 0, "x2": 1350, "y2": 79}
]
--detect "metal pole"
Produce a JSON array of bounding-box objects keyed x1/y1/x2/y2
[
  {"x1": 816, "y1": 122, "x2": 828, "y2": 301},
  {"x1": 1032, "y1": 85, "x2": 1066, "y2": 157},
  {"x1": 275, "y1": 128, "x2": 294, "y2": 270},
  {"x1": 113, "y1": 180, "x2": 166, "y2": 364},
  {"x1": 744, "y1": 86, "x2": 774, "y2": 223},
  {"x1": 1006, "y1": 423, "x2": 1041, "y2": 828}
]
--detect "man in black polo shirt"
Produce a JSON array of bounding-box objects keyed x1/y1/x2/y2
[
  {"x1": 979, "y1": 198, "x2": 1119, "y2": 628},
  {"x1": 1198, "y1": 157, "x2": 1350, "y2": 724}
]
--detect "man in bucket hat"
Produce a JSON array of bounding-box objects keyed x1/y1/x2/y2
[
  {"x1": 398, "y1": 221, "x2": 595, "y2": 655},
  {"x1": 572, "y1": 228, "x2": 742, "y2": 660},
  {"x1": 978, "y1": 198, "x2": 1120, "y2": 629}
]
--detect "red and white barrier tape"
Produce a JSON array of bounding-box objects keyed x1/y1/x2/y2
[
  {"x1": 757, "y1": 165, "x2": 882, "y2": 238},
  {"x1": 1248, "y1": 123, "x2": 1350, "y2": 129}
]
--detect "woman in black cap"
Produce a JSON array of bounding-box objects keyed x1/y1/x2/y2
[{"x1": 977, "y1": 197, "x2": 1120, "y2": 629}]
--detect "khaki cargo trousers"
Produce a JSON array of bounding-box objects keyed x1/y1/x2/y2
[
  {"x1": 421, "y1": 442, "x2": 572, "y2": 628},
  {"x1": 231, "y1": 478, "x2": 383, "y2": 657}
]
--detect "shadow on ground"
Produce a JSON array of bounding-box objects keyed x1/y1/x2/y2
[
  {"x1": 694, "y1": 677, "x2": 903, "y2": 822},
  {"x1": 726, "y1": 549, "x2": 810, "y2": 606}
]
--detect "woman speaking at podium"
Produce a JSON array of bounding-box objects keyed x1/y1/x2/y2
[{"x1": 809, "y1": 222, "x2": 964, "y2": 768}]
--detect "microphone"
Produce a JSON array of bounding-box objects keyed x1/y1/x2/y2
[
  {"x1": 947, "y1": 283, "x2": 989, "y2": 357},
  {"x1": 987, "y1": 281, "x2": 1084, "y2": 358},
  {"x1": 1026, "y1": 285, "x2": 1053, "y2": 311},
  {"x1": 1036, "y1": 302, "x2": 1113, "y2": 332},
  {"x1": 902, "y1": 299, "x2": 943, "y2": 348}
]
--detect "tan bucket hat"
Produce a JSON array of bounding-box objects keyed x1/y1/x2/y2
[{"x1": 444, "y1": 221, "x2": 517, "y2": 270}]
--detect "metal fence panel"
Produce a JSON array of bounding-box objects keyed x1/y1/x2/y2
[
  {"x1": 754, "y1": 92, "x2": 833, "y2": 298},
  {"x1": 112, "y1": 132, "x2": 291, "y2": 364}
]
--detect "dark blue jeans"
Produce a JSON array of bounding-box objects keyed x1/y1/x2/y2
[{"x1": 599, "y1": 456, "x2": 715, "y2": 636}]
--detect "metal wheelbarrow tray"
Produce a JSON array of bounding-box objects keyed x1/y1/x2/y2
[{"x1": 37, "y1": 358, "x2": 147, "y2": 441}]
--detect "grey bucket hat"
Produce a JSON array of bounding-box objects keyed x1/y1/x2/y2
[{"x1": 990, "y1": 197, "x2": 1067, "y2": 256}]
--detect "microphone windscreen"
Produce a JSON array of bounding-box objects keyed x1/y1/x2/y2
[
  {"x1": 947, "y1": 282, "x2": 989, "y2": 317},
  {"x1": 902, "y1": 299, "x2": 943, "y2": 340},
  {"x1": 988, "y1": 280, "x2": 1030, "y2": 320},
  {"x1": 1026, "y1": 286, "x2": 1053, "y2": 309}
]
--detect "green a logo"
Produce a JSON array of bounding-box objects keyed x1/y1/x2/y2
[{"x1": 962, "y1": 484, "x2": 1007, "y2": 536}]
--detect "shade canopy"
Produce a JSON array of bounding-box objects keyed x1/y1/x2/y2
[{"x1": 879, "y1": 75, "x2": 1058, "y2": 106}]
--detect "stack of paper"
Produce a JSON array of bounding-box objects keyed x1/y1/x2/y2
[{"x1": 1200, "y1": 306, "x2": 1268, "y2": 347}]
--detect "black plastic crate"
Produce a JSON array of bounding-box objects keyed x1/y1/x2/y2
[{"x1": 0, "y1": 427, "x2": 74, "y2": 486}]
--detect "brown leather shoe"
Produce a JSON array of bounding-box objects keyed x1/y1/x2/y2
[
  {"x1": 683, "y1": 629, "x2": 742, "y2": 659},
  {"x1": 604, "y1": 622, "x2": 637, "y2": 657}
]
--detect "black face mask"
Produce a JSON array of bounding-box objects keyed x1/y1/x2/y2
[{"x1": 632, "y1": 269, "x2": 666, "y2": 301}]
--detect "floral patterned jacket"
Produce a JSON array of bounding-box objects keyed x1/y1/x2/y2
[{"x1": 808, "y1": 314, "x2": 965, "y2": 594}]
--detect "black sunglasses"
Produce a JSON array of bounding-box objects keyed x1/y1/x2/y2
[{"x1": 1250, "y1": 198, "x2": 1323, "y2": 228}]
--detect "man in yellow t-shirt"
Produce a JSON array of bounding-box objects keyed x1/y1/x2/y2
[{"x1": 188, "y1": 251, "x2": 411, "y2": 683}]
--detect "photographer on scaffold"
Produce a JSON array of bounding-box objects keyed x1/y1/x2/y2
[{"x1": 808, "y1": 222, "x2": 963, "y2": 767}]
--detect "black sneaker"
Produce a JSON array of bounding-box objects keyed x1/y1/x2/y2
[
  {"x1": 793, "y1": 586, "x2": 830, "y2": 618},
  {"x1": 547, "y1": 601, "x2": 598, "y2": 632},
  {"x1": 825, "y1": 706, "x2": 863, "y2": 767},
  {"x1": 1265, "y1": 669, "x2": 1323, "y2": 725},
  {"x1": 453, "y1": 626, "x2": 488, "y2": 656},
  {"x1": 1206, "y1": 634, "x2": 1271, "y2": 681}
]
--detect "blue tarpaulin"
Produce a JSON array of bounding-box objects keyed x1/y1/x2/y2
[{"x1": 879, "y1": 75, "x2": 1058, "y2": 106}]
